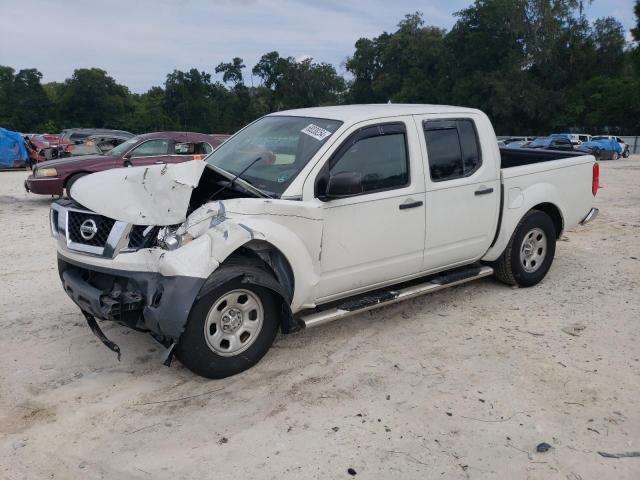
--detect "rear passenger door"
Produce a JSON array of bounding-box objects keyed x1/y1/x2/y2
[{"x1": 418, "y1": 117, "x2": 500, "y2": 271}]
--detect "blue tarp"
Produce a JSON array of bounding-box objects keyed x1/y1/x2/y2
[
  {"x1": 582, "y1": 138, "x2": 622, "y2": 154},
  {"x1": 0, "y1": 127, "x2": 29, "y2": 168}
]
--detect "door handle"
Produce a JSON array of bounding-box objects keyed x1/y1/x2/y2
[
  {"x1": 399, "y1": 200, "x2": 423, "y2": 210},
  {"x1": 475, "y1": 187, "x2": 494, "y2": 196}
]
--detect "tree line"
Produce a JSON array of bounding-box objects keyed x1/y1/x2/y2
[{"x1": 1, "y1": 0, "x2": 639, "y2": 136}]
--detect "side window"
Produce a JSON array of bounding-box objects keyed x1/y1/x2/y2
[
  {"x1": 70, "y1": 133, "x2": 89, "y2": 142},
  {"x1": 424, "y1": 119, "x2": 482, "y2": 182},
  {"x1": 195, "y1": 142, "x2": 213, "y2": 154},
  {"x1": 130, "y1": 139, "x2": 170, "y2": 157},
  {"x1": 330, "y1": 124, "x2": 409, "y2": 193},
  {"x1": 174, "y1": 142, "x2": 195, "y2": 155}
]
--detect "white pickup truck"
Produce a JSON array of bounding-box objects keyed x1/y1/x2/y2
[{"x1": 51, "y1": 105, "x2": 599, "y2": 378}]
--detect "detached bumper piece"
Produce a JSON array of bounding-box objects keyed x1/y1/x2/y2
[
  {"x1": 82, "y1": 311, "x2": 121, "y2": 361},
  {"x1": 62, "y1": 268, "x2": 145, "y2": 359},
  {"x1": 580, "y1": 207, "x2": 599, "y2": 225}
]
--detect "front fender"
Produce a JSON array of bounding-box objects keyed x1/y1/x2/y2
[{"x1": 190, "y1": 201, "x2": 323, "y2": 312}]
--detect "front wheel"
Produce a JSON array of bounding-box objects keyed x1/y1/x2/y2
[
  {"x1": 176, "y1": 279, "x2": 280, "y2": 378},
  {"x1": 493, "y1": 210, "x2": 557, "y2": 287}
]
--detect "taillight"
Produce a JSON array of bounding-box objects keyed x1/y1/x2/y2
[{"x1": 592, "y1": 162, "x2": 599, "y2": 196}]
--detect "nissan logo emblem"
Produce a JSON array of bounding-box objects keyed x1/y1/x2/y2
[{"x1": 79, "y1": 219, "x2": 98, "y2": 240}]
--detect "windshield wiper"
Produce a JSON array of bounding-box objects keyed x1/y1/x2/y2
[
  {"x1": 210, "y1": 157, "x2": 274, "y2": 200},
  {"x1": 235, "y1": 176, "x2": 278, "y2": 198}
]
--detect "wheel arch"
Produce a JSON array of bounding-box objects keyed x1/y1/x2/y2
[
  {"x1": 226, "y1": 240, "x2": 296, "y2": 304},
  {"x1": 531, "y1": 202, "x2": 564, "y2": 238}
]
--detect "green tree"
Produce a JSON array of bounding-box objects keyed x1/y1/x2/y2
[
  {"x1": 215, "y1": 57, "x2": 245, "y2": 87},
  {"x1": 253, "y1": 52, "x2": 345, "y2": 110},
  {"x1": 592, "y1": 17, "x2": 626, "y2": 75},
  {"x1": 0, "y1": 66, "x2": 15, "y2": 128},
  {"x1": 129, "y1": 87, "x2": 175, "y2": 132},
  {"x1": 58, "y1": 68, "x2": 132, "y2": 129},
  {"x1": 632, "y1": 0, "x2": 640, "y2": 41},
  {"x1": 0, "y1": 66, "x2": 52, "y2": 132},
  {"x1": 346, "y1": 13, "x2": 448, "y2": 104}
]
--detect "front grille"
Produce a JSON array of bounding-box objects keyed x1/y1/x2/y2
[
  {"x1": 67, "y1": 211, "x2": 115, "y2": 247},
  {"x1": 128, "y1": 225, "x2": 159, "y2": 249}
]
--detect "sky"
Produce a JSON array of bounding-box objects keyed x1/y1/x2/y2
[{"x1": 1, "y1": 0, "x2": 637, "y2": 93}]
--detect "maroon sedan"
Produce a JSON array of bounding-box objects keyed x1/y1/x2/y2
[{"x1": 25, "y1": 132, "x2": 229, "y2": 196}]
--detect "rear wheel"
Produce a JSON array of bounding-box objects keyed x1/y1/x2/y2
[
  {"x1": 493, "y1": 210, "x2": 556, "y2": 287},
  {"x1": 176, "y1": 278, "x2": 280, "y2": 379},
  {"x1": 612, "y1": 152, "x2": 620, "y2": 160}
]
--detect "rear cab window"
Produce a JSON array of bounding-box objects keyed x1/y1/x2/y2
[{"x1": 423, "y1": 119, "x2": 482, "y2": 182}]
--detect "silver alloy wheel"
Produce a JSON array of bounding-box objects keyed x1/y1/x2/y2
[
  {"x1": 519, "y1": 227, "x2": 547, "y2": 273},
  {"x1": 203, "y1": 289, "x2": 264, "y2": 357}
]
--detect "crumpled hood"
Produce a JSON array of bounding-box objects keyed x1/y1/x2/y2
[{"x1": 69, "y1": 160, "x2": 206, "y2": 225}]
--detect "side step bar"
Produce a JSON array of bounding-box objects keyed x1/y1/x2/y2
[{"x1": 300, "y1": 265, "x2": 494, "y2": 329}]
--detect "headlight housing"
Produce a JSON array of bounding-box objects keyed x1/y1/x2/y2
[
  {"x1": 35, "y1": 167, "x2": 58, "y2": 177},
  {"x1": 158, "y1": 226, "x2": 194, "y2": 251}
]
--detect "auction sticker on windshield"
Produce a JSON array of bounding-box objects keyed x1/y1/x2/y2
[{"x1": 301, "y1": 124, "x2": 333, "y2": 141}]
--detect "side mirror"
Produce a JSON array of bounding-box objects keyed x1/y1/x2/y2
[{"x1": 326, "y1": 172, "x2": 364, "y2": 199}]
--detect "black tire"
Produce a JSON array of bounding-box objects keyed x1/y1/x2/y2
[
  {"x1": 65, "y1": 173, "x2": 88, "y2": 199},
  {"x1": 493, "y1": 210, "x2": 556, "y2": 287},
  {"x1": 623, "y1": 148, "x2": 630, "y2": 158},
  {"x1": 176, "y1": 277, "x2": 280, "y2": 379}
]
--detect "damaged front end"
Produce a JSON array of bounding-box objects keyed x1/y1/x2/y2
[
  {"x1": 51, "y1": 160, "x2": 298, "y2": 363},
  {"x1": 51, "y1": 196, "x2": 215, "y2": 360}
]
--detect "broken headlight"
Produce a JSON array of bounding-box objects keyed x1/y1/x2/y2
[{"x1": 158, "y1": 226, "x2": 193, "y2": 251}]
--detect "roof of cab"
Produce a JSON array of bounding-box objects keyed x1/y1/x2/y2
[{"x1": 269, "y1": 104, "x2": 483, "y2": 123}]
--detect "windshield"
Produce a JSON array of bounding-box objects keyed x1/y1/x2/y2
[
  {"x1": 206, "y1": 116, "x2": 342, "y2": 196},
  {"x1": 109, "y1": 137, "x2": 139, "y2": 156}
]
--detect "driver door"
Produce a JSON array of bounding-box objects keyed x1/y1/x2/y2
[{"x1": 314, "y1": 120, "x2": 426, "y2": 302}]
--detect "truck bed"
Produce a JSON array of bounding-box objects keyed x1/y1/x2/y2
[{"x1": 500, "y1": 147, "x2": 584, "y2": 169}]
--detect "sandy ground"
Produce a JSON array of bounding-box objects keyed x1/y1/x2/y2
[{"x1": 0, "y1": 158, "x2": 639, "y2": 480}]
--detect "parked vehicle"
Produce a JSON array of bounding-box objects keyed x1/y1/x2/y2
[
  {"x1": 0, "y1": 127, "x2": 29, "y2": 168},
  {"x1": 497, "y1": 136, "x2": 534, "y2": 144},
  {"x1": 550, "y1": 133, "x2": 582, "y2": 145},
  {"x1": 24, "y1": 134, "x2": 61, "y2": 164},
  {"x1": 58, "y1": 133, "x2": 132, "y2": 158},
  {"x1": 50, "y1": 105, "x2": 599, "y2": 379},
  {"x1": 520, "y1": 136, "x2": 575, "y2": 151},
  {"x1": 58, "y1": 128, "x2": 133, "y2": 147},
  {"x1": 577, "y1": 134, "x2": 592, "y2": 144},
  {"x1": 592, "y1": 135, "x2": 629, "y2": 158},
  {"x1": 25, "y1": 132, "x2": 229, "y2": 196}
]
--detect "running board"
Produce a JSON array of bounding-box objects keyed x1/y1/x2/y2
[{"x1": 300, "y1": 265, "x2": 494, "y2": 329}]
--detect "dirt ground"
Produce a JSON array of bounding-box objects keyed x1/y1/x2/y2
[{"x1": 1, "y1": 157, "x2": 639, "y2": 480}]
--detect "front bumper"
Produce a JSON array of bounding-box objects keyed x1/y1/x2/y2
[
  {"x1": 25, "y1": 175, "x2": 64, "y2": 195},
  {"x1": 58, "y1": 255, "x2": 205, "y2": 342}
]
